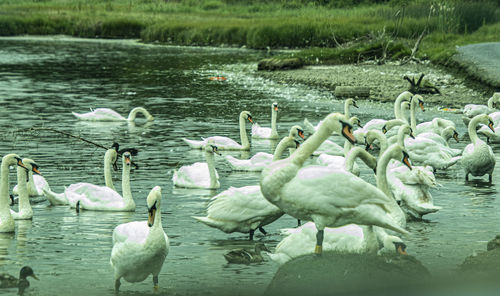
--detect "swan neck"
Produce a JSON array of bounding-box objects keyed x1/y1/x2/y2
[
  {"x1": 344, "y1": 101, "x2": 350, "y2": 119},
  {"x1": 121, "y1": 162, "x2": 133, "y2": 206},
  {"x1": 205, "y1": 151, "x2": 218, "y2": 188},
  {"x1": 346, "y1": 148, "x2": 375, "y2": 172},
  {"x1": 468, "y1": 116, "x2": 482, "y2": 144},
  {"x1": 0, "y1": 162, "x2": 10, "y2": 208},
  {"x1": 27, "y1": 172, "x2": 37, "y2": 195},
  {"x1": 487, "y1": 97, "x2": 494, "y2": 109},
  {"x1": 104, "y1": 150, "x2": 116, "y2": 191},
  {"x1": 343, "y1": 140, "x2": 352, "y2": 157},
  {"x1": 239, "y1": 115, "x2": 250, "y2": 149},
  {"x1": 376, "y1": 147, "x2": 393, "y2": 199},
  {"x1": 273, "y1": 137, "x2": 292, "y2": 161},
  {"x1": 394, "y1": 91, "x2": 411, "y2": 120},
  {"x1": 16, "y1": 167, "x2": 30, "y2": 211},
  {"x1": 410, "y1": 99, "x2": 417, "y2": 131},
  {"x1": 127, "y1": 107, "x2": 151, "y2": 121},
  {"x1": 271, "y1": 107, "x2": 278, "y2": 137}
]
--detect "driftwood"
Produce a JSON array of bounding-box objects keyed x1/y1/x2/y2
[
  {"x1": 404, "y1": 73, "x2": 441, "y2": 95},
  {"x1": 334, "y1": 86, "x2": 370, "y2": 98},
  {"x1": 257, "y1": 58, "x2": 304, "y2": 71}
]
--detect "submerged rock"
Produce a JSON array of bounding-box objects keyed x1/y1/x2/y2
[{"x1": 265, "y1": 252, "x2": 430, "y2": 296}]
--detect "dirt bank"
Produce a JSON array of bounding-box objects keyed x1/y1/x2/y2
[{"x1": 256, "y1": 61, "x2": 494, "y2": 108}]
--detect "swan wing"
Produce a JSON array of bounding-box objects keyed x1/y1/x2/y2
[
  {"x1": 206, "y1": 136, "x2": 242, "y2": 150},
  {"x1": 72, "y1": 108, "x2": 125, "y2": 121},
  {"x1": 173, "y1": 162, "x2": 218, "y2": 188}
]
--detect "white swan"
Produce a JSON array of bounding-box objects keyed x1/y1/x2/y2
[
  {"x1": 462, "y1": 93, "x2": 500, "y2": 126},
  {"x1": 76, "y1": 152, "x2": 136, "y2": 212},
  {"x1": 0, "y1": 154, "x2": 27, "y2": 232},
  {"x1": 312, "y1": 116, "x2": 362, "y2": 157},
  {"x1": 252, "y1": 102, "x2": 279, "y2": 139},
  {"x1": 267, "y1": 222, "x2": 406, "y2": 265},
  {"x1": 260, "y1": 112, "x2": 408, "y2": 255},
  {"x1": 43, "y1": 147, "x2": 118, "y2": 206},
  {"x1": 110, "y1": 186, "x2": 169, "y2": 292},
  {"x1": 462, "y1": 114, "x2": 496, "y2": 182},
  {"x1": 182, "y1": 111, "x2": 253, "y2": 150},
  {"x1": 315, "y1": 146, "x2": 377, "y2": 177},
  {"x1": 416, "y1": 117, "x2": 456, "y2": 135},
  {"x1": 12, "y1": 170, "x2": 50, "y2": 197},
  {"x1": 225, "y1": 125, "x2": 303, "y2": 171},
  {"x1": 72, "y1": 107, "x2": 154, "y2": 122},
  {"x1": 172, "y1": 143, "x2": 220, "y2": 189},
  {"x1": 303, "y1": 98, "x2": 358, "y2": 134},
  {"x1": 10, "y1": 159, "x2": 41, "y2": 220}
]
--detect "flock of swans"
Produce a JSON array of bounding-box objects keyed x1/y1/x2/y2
[{"x1": 1, "y1": 92, "x2": 499, "y2": 293}]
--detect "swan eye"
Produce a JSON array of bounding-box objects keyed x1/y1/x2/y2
[{"x1": 31, "y1": 164, "x2": 42, "y2": 175}]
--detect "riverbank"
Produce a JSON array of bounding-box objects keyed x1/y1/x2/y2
[{"x1": 256, "y1": 60, "x2": 493, "y2": 108}]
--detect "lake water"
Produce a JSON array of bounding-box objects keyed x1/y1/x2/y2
[{"x1": 0, "y1": 36, "x2": 499, "y2": 296}]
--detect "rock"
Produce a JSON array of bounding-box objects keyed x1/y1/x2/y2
[
  {"x1": 486, "y1": 235, "x2": 500, "y2": 251},
  {"x1": 334, "y1": 86, "x2": 371, "y2": 98},
  {"x1": 265, "y1": 252, "x2": 430, "y2": 296},
  {"x1": 257, "y1": 58, "x2": 304, "y2": 71}
]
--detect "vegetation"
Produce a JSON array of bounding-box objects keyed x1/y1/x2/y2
[{"x1": 0, "y1": 0, "x2": 499, "y2": 66}]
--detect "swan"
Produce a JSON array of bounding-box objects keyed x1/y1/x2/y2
[
  {"x1": 173, "y1": 143, "x2": 220, "y2": 189},
  {"x1": 0, "y1": 154, "x2": 27, "y2": 233},
  {"x1": 267, "y1": 222, "x2": 407, "y2": 265},
  {"x1": 462, "y1": 93, "x2": 500, "y2": 126},
  {"x1": 72, "y1": 107, "x2": 154, "y2": 122},
  {"x1": 42, "y1": 147, "x2": 118, "y2": 206},
  {"x1": 76, "y1": 152, "x2": 136, "y2": 212},
  {"x1": 194, "y1": 137, "x2": 300, "y2": 239},
  {"x1": 12, "y1": 171, "x2": 50, "y2": 197},
  {"x1": 252, "y1": 102, "x2": 279, "y2": 139},
  {"x1": 260, "y1": 112, "x2": 408, "y2": 255},
  {"x1": 315, "y1": 146, "x2": 377, "y2": 177},
  {"x1": 477, "y1": 124, "x2": 500, "y2": 144},
  {"x1": 183, "y1": 111, "x2": 253, "y2": 150},
  {"x1": 312, "y1": 116, "x2": 363, "y2": 157},
  {"x1": 110, "y1": 186, "x2": 169, "y2": 292},
  {"x1": 225, "y1": 125, "x2": 304, "y2": 171},
  {"x1": 303, "y1": 98, "x2": 358, "y2": 134},
  {"x1": 462, "y1": 114, "x2": 496, "y2": 182},
  {"x1": 10, "y1": 159, "x2": 41, "y2": 220},
  {"x1": 0, "y1": 266, "x2": 38, "y2": 296},
  {"x1": 416, "y1": 117, "x2": 456, "y2": 135}
]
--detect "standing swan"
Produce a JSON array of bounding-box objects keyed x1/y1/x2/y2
[
  {"x1": 260, "y1": 113, "x2": 408, "y2": 255},
  {"x1": 462, "y1": 114, "x2": 496, "y2": 182},
  {"x1": 182, "y1": 111, "x2": 253, "y2": 150},
  {"x1": 43, "y1": 147, "x2": 118, "y2": 206},
  {"x1": 252, "y1": 102, "x2": 279, "y2": 139},
  {"x1": 173, "y1": 143, "x2": 220, "y2": 189},
  {"x1": 10, "y1": 159, "x2": 41, "y2": 220},
  {"x1": 111, "y1": 186, "x2": 169, "y2": 292},
  {"x1": 72, "y1": 107, "x2": 154, "y2": 122},
  {"x1": 0, "y1": 154, "x2": 27, "y2": 232}
]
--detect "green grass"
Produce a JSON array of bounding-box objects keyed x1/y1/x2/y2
[{"x1": 0, "y1": 0, "x2": 499, "y2": 65}]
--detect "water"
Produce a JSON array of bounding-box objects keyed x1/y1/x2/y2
[{"x1": 0, "y1": 36, "x2": 499, "y2": 295}]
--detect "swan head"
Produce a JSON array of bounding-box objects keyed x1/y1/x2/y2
[
  {"x1": 349, "y1": 116, "x2": 363, "y2": 128},
  {"x1": 402, "y1": 150, "x2": 412, "y2": 170},
  {"x1": 397, "y1": 91, "x2": 413, "y2": 102},
  {"x1": 272, "y1": 102, "x2": 278, "y2": 112},
  {"x1": 2, "y1": 153, "x2": 27, "y2": 169},
  {"x1": 147, "y1": 186, "x2": 162, "y2": 227},
  {"x1": 393, "y1": 241, "x2": 408, "y2": 255},
  {"x1": 473, "y1": 114, "x2": 495, "y2": 132},
  {"x1": 441, "y1": 126, "x2": 459, "y2": 142},
  {"x1": 339, "y1": 119, "x2": 356, "y2": 145},
  {"x1": 289, "y1": 125, "x2": 305, "y2": 139},
  {"x1": 382, "y1": 119, "x2": 406, "y2": 134},
  {"x1": 122, "y1": 152, "x2": 132, "y2": 167},
  {"x1": 346, "y1": 98, "x2": 358, "y2": 108},
  {"x1": 22, "y1": 158, "x2": 41, "y2": 178},
  {"x1": 19, "y1": 266, "x2": 38, "y2": 280},
  {"x1": 412, "y1": 94, "x2": 425, "y2": 112},
  {"x1": 240, "y1": 111, "x2": 253, "y2": 124},
  {"x1": 365, "y1": 130, "x2": 384, "y2": 150}
]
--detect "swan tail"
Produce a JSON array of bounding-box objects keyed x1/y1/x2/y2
[
  {"x1": 72, "y1": 111, "x2": 86, "y2": 120},
  {"x1": 182, "y1": 138, "x2": 204, "y2": 149},
  {"x1": 43, "y1": 187, "x2": 69, "y2": 206},
  {"x1": 375, "y1": 216, "x2": 409, "y2": 236}
]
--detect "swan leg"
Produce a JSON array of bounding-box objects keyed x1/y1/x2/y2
[
  {"x1": 489, "y1": 174, "x2": 493, "y2": 183},
  {"x1": 315, "y1": 229, "x2": 324, "y2": 255},
  {"x1": 114, "y1": 279, "x2": 121, "y2": 293},
  {"x1": 465, "y1": 173, "x2": 469, "y2": 181},
  {"x1": 297, "y1": 219, "x2": 301, "y2": 227},
  {"x1": 249, "y1": 229, "x2": 255, "y2": 240},
  {"x1": 258, "y1": 227, "x2": 267, "y2": 235},
  {"x1": 153, "y1": 275, "x2": 159, "y2": 292}
]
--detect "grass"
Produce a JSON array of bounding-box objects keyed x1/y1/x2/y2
[{"x1": 0, "y1": 0, "x2": 499, "y2": 66}]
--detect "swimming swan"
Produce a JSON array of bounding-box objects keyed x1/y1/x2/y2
[
  {"x1": 12, "y1": 170, "x2": 50, "y2": 197},
  {"x1": 43, "y1": 147, "x2": 118, "y2": 206},
  {"x1": 110, "y1": 186, "x2": 169, "y2": 292},
  {"x1": 182, "y1": 111, "x2": 253, "y2": 150},
  {"x1": 10, "y1": 159, "x2": 41, "y2": 220},
  {"x1": 0, "y1": 154, "x2": 27, "y2": 232},
  {"x1": 252, "y1": 102, "x2": 279, "y2": 139},
  {"x1": 72, "y1": 107, "x2": 154, "y2": 122},
  {"x1": 225, "y1": 125, "x2": 304, "y2": 171},
  {"x1": 462, "y1": 93, "x2": 500, "y2": 126},
  {"x1": 260, "y1": 112, "x2": 408, "y2": 255},
  {"x1": 173, "y1": 143, "x2": 220, "y2": 189},
  {"x1": 76, "y1": 152, "x2": 136, "y2": 212},
  {"x1": 462, "y1": 114, "x2": 496, "y2": 182}
]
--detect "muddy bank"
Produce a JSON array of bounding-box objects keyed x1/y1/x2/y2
[{"x1": 256, "y1": 62, "x2": 493, "y2": 108}]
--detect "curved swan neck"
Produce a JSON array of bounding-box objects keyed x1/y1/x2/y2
[
  {"x1": 410, "y1": 98, "x2": 418, "y2": 131},
  {"x1": 16, "y1": 166, "x2": 30, "y2": 212},
  {"x1": 397, "y1": 125, "x2": 410, "y2": 147},
  {"x1": 205, "y1": 150, "x2": 218, "y2": 188},
  {"x1": 127, "y1": 107, "x2": 153, "y2": 121},
  {"x1": 0, "y1": 161, "x2": 10, "y2": 208},
  {"x1": 345, "y1": 147, "x2": 376, "y2": 172},
  {"x1": 104, "y1": 149, "x2": 116, "y2": 191},
  {"x1": 376, "y1": 145, "x2": 397, "y2": 199},
  {"x1": 394, "y1": 91, "x2": 412, "y2": 120},
  {"x1": 121, "y1": 160, "x2": 133, "y2": 207},
  {"x1": 271, "y1": 105, "x2": 278, "y2": 138},
  {"x1": 343, "y1": 139, "x2": 352, "y2": 157},
  {"x1": 344, "y1": 100, "x2": 351, "y2": 119},
  {"x1": 273, "y1": 137, "x2": 293, "y2": 161},
  {"x1": 239, "y1": 114, "x2": 250, "y2": 150},
  {"x1": 468, "y1": 116, "x2": 485, "y2": 144},
  {"x1": 292, "y1": 113, "x2": 344, "y2": 167},
  {"x1": 487, "y1": 96, "x2": 494, "y2": 109}
]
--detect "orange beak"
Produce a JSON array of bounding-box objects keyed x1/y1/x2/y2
[
  {"x1": 403, "y1": 155, "x2": 412, "y2": 170},
  {"x1": 488, "y1": 121, "x2": 495, "y2": 132},
  {"x1": 397, "y1": 245, "x2": 408, "y2": 255},
  {"x1": 342, "y1": 125, "x2": 356, "y2": 145},
  {"x1": 247, "y1": 117, "x2": 253, "y2": 124},
  {"x1": 453, "y1": 132, "x2": 459, "y2": 143},
  {"x1": 419, "y1": 101, "x2": 425, "y2": 112},
  {"x1": 32, "y1": 166, "x2": 42, "y2": 175},
  {"x1": 17, "y1": 159, "x2": 27, "y2": 169},
  {"x1": 274, "y1": 106, "x2": 278, "y2": 112},
  {"x1": 298, "y1": 130, "x2": 305, "y2": 139}
]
